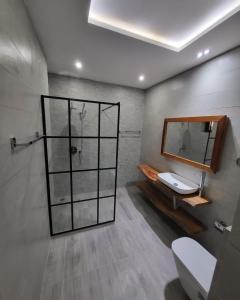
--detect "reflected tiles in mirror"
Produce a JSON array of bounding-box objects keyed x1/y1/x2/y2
[{"x1": 165, "y1": 121, "x2": 217, "y2": 164}]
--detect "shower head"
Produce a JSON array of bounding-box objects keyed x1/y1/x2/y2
[
  {"x1": 81, "y1": 103, "x2": 86, "y2": 114},
  {"x1": 79, "y1": 103, "x2": 87, "y2": 120}
]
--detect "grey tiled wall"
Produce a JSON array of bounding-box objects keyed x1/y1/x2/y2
[
  {"x1": 0, "y1": 0, "x2": 49, "y2": 299},
  {"x1": 142, "y1": 47, "x2": 240, "y2": 257},
  {"x1": 48, "y1": 74, "x2": 144, "y2": 201},
  {"x1": 209, "y1": 195, "x2": 240, "y2": 299}
]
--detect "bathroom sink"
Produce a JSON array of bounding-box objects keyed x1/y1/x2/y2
[{"x1": 158, "y1": 172, "x2": 199, "y2": 195}]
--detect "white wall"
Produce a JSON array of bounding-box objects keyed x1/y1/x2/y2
[
  {"x1": 142, "y1": 47, "x2": 240, "y2": 257},
  {"x1": 0, "y1": 0, "x2": 49, "y2": 299}
]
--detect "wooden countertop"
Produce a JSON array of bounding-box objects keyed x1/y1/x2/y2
[{"x1": 138, "y1": 163, "x2": 210, "y2": 207}]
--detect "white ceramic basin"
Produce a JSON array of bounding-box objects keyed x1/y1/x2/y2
[{"x1": 158, "y1": 172, "x2": 199, "y2": 195}]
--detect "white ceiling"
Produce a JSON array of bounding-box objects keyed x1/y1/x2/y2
[
  {"x1": 89, "y1": 0, "x2": 240, "y2": 51},
  {"x1": 25, "y1": 0, "x2": 240, "y2": 89}
]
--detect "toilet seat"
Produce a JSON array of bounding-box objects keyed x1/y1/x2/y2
[{"x1": 172, "y1": 237, "x2": 217, "y2": 295}]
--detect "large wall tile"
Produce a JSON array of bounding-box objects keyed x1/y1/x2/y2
[
  {"x1": 142, "y1": 47, "x2": 240, "y2": 257},
  {"x1": 0, "y1": 0, "x2": 49, "y2": 299}
]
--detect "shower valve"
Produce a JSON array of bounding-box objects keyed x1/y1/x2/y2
[{"x1": 70, "y1": 146, "x2": 78, "y2": 154}]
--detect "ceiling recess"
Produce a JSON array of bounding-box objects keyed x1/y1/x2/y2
[{"x1": 89, "y1": 0, "x2": 240, "y2": 51}]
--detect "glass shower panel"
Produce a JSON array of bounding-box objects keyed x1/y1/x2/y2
[
  {"x1": 99, "y1": 169, "x2": 116, "y2": 197},
  {"x1": 49, "y1": 173, "x2": 71, "y2": 205},
  {"x1": 70, "y1": 101, "x2": 98, "y2": 137},
  {"x1": 45, "y1": 98, "x2": 69, "y2": 136},
  {"x1": 99, "y1": 197, "x2": 114, "y2": 222},
  {"x1": 51, "y1": 204, "x2": 72, "y2": 234},
  {"x1": 71, "y1": 138, "x2": 98, "y2": 170},
  {"x1": 72, "y1": 171, "x2": 98, "y2": 201},
  {"x1": 73, "y1": 200, "x2": 98, "y2": 228},
  {"x1": 47, "y1": 138, "x2": 70, "y2": 172},
  {"x1": 100, "y1": 104, "x2": 118, "y2": 137},
  {"x1": 42, "y1": 96, "x2": 119, "y2": 235},
  {"x1": 100, "y1": 139, "x2": 117, "y2": 168}
]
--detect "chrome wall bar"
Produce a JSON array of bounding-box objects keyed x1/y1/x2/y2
[
  {"x1": 119, "y1": 130, "x2": 141, "y2": 134},
  {"x1": 10, "y1": 131, "x2": 44, "y2": 151},
  {"x1": 119, "y1": 130, "x2": 142, "y2": 138}
]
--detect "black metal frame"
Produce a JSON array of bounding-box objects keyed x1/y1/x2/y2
[{"x1": 41, "y1": 95, "x2": 120, "y2": 236}]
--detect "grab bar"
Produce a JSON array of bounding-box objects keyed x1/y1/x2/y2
[
  {"x1": 10, "y1": 131, "x2": 45, "y2": 151},
  {"x1": 119, "y1": 130, "x2": 141, "y2": 134},
  {"x1": 119, "y1": 130, "x2": 142, "y2": 138}
]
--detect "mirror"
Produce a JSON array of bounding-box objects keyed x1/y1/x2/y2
[{"x1": 161, "y1": 116, "x2": 228, "y2": 173}]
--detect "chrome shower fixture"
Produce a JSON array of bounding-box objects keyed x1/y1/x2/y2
[{"x1": 79, "y1": 103, "x2": 87, "y2": 120}]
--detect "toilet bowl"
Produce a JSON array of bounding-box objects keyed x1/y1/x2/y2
[{"x1": 172, "y1": 237, "x2": 217, "y2": 300}]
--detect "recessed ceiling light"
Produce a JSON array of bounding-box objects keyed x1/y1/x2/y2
[
  {"x1": 197, "y1": 52, "x2": 203, "y2": 59},
  {"x1": 75, "y1": 61, "x2": 83, "y2": 69},
  {"x1": 204, "y1": 48, "x2": 210, "y2": 55},
  {"x1": 139, "y1": 74, "x2": 145, "y2": 82}
]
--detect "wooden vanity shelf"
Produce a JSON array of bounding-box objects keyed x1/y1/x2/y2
[
  {"x1": 137, "y1": 181, "x2": 205, "y2": 234},
  {"x1": 182, "y1": 196, "x2": 209, "y2": 207},
  {"x1": 138, "y1": 163, "x2": 159, "y2": 181},
  {"x1": 137, "y1": 164, "x2": 210, "y2": 234},
  {"x1": 138, "y1": 164, "x2": 210, "y2": 207}
]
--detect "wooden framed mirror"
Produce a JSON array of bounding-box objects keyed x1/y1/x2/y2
[{"x1": 161, "y1": 115, "x2": 228, "y2": 173}]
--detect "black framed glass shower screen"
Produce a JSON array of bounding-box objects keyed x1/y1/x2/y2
[{"x1": 41, "y1": 95, "x2": 120, "y2": 236}]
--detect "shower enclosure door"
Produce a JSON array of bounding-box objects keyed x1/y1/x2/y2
[{"x1": 41, "y1": 95, "x2": 120, "y2": 236}]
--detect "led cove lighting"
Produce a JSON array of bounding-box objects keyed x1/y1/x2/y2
[
  {"x1": 197, "y1": 52, "x2": 203, "y2": 59},
  {"x1": 88, "y1": 2, "x2": 240, "y2": 52},
  {"x1": 139, "y1": 74, "x2": 145, "y2": 82},
  {"x1": 75, "y1": 61, "x2": 83, "y2": 69}
]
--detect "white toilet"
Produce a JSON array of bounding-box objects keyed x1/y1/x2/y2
[{"x1": 172, "y1": 237, "x2": 217, "y2": 300}]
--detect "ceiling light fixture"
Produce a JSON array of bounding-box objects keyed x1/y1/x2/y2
[
  {"x1": 139, "y1": 74, "x2": 145, "y2": 82},
  {"x1": 197, "y1": 48, "x2": 210, "y2": 59},
  {"x1": 204, "y1": 48, "x2": 210, "y2": 55},
  {"x1": 75, "y1": 61, "x2": 83, "y2": 69}
]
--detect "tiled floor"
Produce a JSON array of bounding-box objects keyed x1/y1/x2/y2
[{"x1": 40, "y1": 186, "x2": 188, "y2": 300}]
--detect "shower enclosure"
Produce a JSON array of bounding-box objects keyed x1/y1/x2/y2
[{"x1": 41, "y1": 95, "x2": 120, "y2": 236}]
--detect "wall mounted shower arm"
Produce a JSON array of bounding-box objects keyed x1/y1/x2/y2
[
  {"x1": 101, "y1": 102, "x2": 120, "y2": 112},
  {"x1": 10, "y1": 131, "x2": 44, "y2": 152}
]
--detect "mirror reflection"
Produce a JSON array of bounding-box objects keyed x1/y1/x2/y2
[{"x1": 164, "y1": 121, "x2": 218, "y2": 165}]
